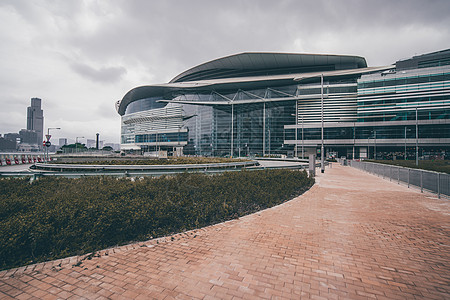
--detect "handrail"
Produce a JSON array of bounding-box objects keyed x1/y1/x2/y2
[
  {"x1": 350, "y1": 160, "x2": 449, "y2": 199},
  {"x1": 31, "y1": 161, "x2": 258, "y2": 172}
]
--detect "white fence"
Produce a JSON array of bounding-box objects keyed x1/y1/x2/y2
[{"x1": 350, "y1": 161, "x2": 449, "y2": 199}]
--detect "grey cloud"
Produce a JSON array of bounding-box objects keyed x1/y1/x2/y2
[
  {"x1": 1, "y1": 0, "x2": 450, "y2": 143},
  {"x1": 23, "y1": 0, "x2": 448, "y2": 84},
  {"x1": 70, "y1": 63, "x2": 127, "y2": 83}
]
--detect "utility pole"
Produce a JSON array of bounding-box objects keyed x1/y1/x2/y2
[{"x1": 321, "y1": 74, "x2": 324, "y2": 173}]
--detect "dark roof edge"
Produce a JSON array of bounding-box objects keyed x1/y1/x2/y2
[{"x1": 169, "y1": 52, "x2": 367, "y2": 83}]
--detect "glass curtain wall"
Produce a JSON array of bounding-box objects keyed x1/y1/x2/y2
[
  {"x1": 357, "y1": 69, "x2": 450, "y2": 122},
  {"x1": 180, "y1": 89, "x2": 296, "y2": 157}
]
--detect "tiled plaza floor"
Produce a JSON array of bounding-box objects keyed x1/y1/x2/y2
[{"x1": 0, "y1": 165, "x2": 449, "y2": 299}]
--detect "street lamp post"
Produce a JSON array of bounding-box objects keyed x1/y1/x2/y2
[
  {"x1": 404, "y1": 127, "x2": 412, "y2": 160},
  {"x1": 416, "y1": 107, "x2": 419, "y2": 166},
  {"x1": 292, "y1": 111, "x2": 303, "y2": 159},
  {"x1": 352, "y1": 122, "x2": 356, "y2": 160},
  {"x1": 293, "y1": 73, "x2": 325, "y2": 169},
  {"x1": 405, "y1": 126, "x2": 407, "y2": 160},
  {"x1": 263, "y1": 101, "x2": 266, "y2": 156},
  {"x1": 231, "y1": 102, "x2": 234, "y2": 158},
  {"x1": 301, "y1": 115, "x2": 304, "y2": 159},
  {"x1": 46, "y1": 127, "x2": 60, "y2": 161},
  {"x1": 320, "y1": 74, "x2": 324, "y2": 173},
  {"x1": 374, "y1": 130, "x2": 377, "y2": 160},
  {"x1": 295, "y1": 105, "x2": 298, "y2": 158}
]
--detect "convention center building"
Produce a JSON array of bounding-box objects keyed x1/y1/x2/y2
[{"x1": 116, "y1": 49, "x2": 450, "y2": 159}]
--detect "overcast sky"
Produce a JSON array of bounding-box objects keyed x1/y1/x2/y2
[{"x1": 1, "y1": 0, "x2": 449, "y2": 144}]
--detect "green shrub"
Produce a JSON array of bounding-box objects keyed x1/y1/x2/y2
[
  {"x1": 51, "y1": 157, "x2": 249, "y2": 165},
  {"x1": 0, "y1": 169, "x2": 314, "y2": 270}
]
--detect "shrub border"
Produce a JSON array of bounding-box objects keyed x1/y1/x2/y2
[{"x1": 0, "y1": 181, "x2": 316, "y2": 276}]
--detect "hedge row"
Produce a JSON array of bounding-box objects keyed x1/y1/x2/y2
[
  {"x1": 0, "y1": 169, "x2": 314, "y2": 270},
  {"x1": 52, "y1": 157, "x2": 248, "y2": 165}
]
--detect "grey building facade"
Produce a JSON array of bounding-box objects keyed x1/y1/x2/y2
[
  {"x1": 27, "y1": 97, "x2": 44, "y2": 147},
  {"x1": 117, "y1": 49, "x2": 450, "y2": 159}
]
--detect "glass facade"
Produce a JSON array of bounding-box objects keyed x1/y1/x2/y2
[
  {"x1": 119, "y1": 50, "x2": 450, "y2": 159},
  {"x1": 174, "y1": 90, "x2": 296, "y2": 156},
  {"x1": 357, "y1": 67, "x2": 450, "y2": 122}
]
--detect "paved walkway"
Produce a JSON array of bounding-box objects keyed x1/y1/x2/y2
[{"x1": 1, "y1": 165, "x2": 449, "y2": 299}]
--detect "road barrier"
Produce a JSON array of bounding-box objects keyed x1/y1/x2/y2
[{"x1": 350, "y1": 160, "x2": 449, "y2": 199}]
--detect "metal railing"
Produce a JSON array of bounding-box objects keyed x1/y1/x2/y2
[{"x1": 350, "y1": 160, "x2": 449, "y2": 199}]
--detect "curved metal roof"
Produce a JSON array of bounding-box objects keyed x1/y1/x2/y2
[
  {"x1": 116, "y1": 65, "x2": 393, "y2": 116},
  {"x1": 170, "y1": 52, "x2": 367, "y2": 83}
]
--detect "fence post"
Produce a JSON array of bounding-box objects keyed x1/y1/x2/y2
[
  {"x1": 437, "y1": 173, "x2": 441, "y2": 199},
  {"x1": 420, "y1": 170, "x2": 423, "y2": 193},
  {"x1": 408, "y1": 168, "x2": 410, "y2": 188},
  {"x1": 390, "y1": 166, "x2": 392, "y2": 182}
]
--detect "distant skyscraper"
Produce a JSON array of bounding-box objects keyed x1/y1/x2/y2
[
  {"x1": 59, "y1": 138, "x2": 68, "y2": 147},
  {"x1": 86, "y1": 139, "x2": 96, "y2": 149},
  {"x1": 26, "y1": 98, "x2": 44, "y2": 146}
]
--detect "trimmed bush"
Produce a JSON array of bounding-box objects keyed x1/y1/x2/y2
[
  {"x1": 51, "y1": 157, "x2": 249, "y2": 165},
  {"x1": 0, "y1": 169, "x2": 314, "y2": 270}
]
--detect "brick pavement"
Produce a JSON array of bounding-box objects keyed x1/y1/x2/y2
[{"x1": 0, "y1": 164, "x2": 449, "y2": 299}]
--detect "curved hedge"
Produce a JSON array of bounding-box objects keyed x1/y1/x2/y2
[
  {"x1": 0, "y1": 169, "x2": 314, "y2": 270},
  {"x1": 51, "y1": 157, "x2": 249, "y2": 165}
]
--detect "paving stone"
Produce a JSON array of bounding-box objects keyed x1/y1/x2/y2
[{"x1": 0, "y1": 164, "x2": 449, "y2": 299}]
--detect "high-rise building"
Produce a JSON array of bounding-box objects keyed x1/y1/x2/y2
[
  {"x1": 86, "y1": 139, "x2": 96, "y2": 149},
  {"x1": 4, "y1": 133, "x2": 20, "y2": 143},
  {"x1": 19, "y1": 129, "x2": 38, "y2": 144},
  {"x1": 59, "y1": 138, "x2": 68, "y2": 147},
  {"x1": 27, "y1": 98, "x2": 44, "y2": 147}
]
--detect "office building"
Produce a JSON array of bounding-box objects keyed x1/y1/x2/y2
[
  {"x1": 116, "y1": 49, "x2": 450, "y2": 159},
  {"x1": 59, "y1": 138, "x2": 68, "y2": 147},
  {"x1": 26, "y1": 98, "x2": 44, "y2": 147},
  {"x1": 18, "y1": 129, "x2": 38, "y2": 144}
]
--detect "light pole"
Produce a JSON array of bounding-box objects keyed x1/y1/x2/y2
[
  {"x1": 301, "y1": 115, "x2": 304, "y2": 159},
  {"x1": 293, "y1": 73, "x2": 325, "y2": 170},
  {"x1": 76, "y1": 136, "x2": 84, "y2": 154},
  {"x1": 231, "y1": 102, "x2": 234, "y2": 158},
  {"x1": 46, "y1": 127, "x2": 60, "y2": 161},
  {"x1": 352, "y1": 122, "x2": 356, "y2": 160},
  {"x1": 263, "y1": 101, "x2": 266, "y2": 156},
  {"x1": 320, "y1": 74, "x2": 324, "y2": 173},
  {"x1": 292, "y1": 112, "x2": 303, "y2": 159},
  {"x1": 156, "y1": 132, "x2": 158, "y2": 155},
  {"x1": 404, "y1": 127, "x2": 412, "y2": 160},
  {"x1": 415, "y1": 107, "x2": 419, "y2": 166},
  {"x1": 374, "y1": 130, "x2": 377, "y2": 160},
  {"x1": 295, "y1": 107, "x2": 298, "y2": 158}
]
